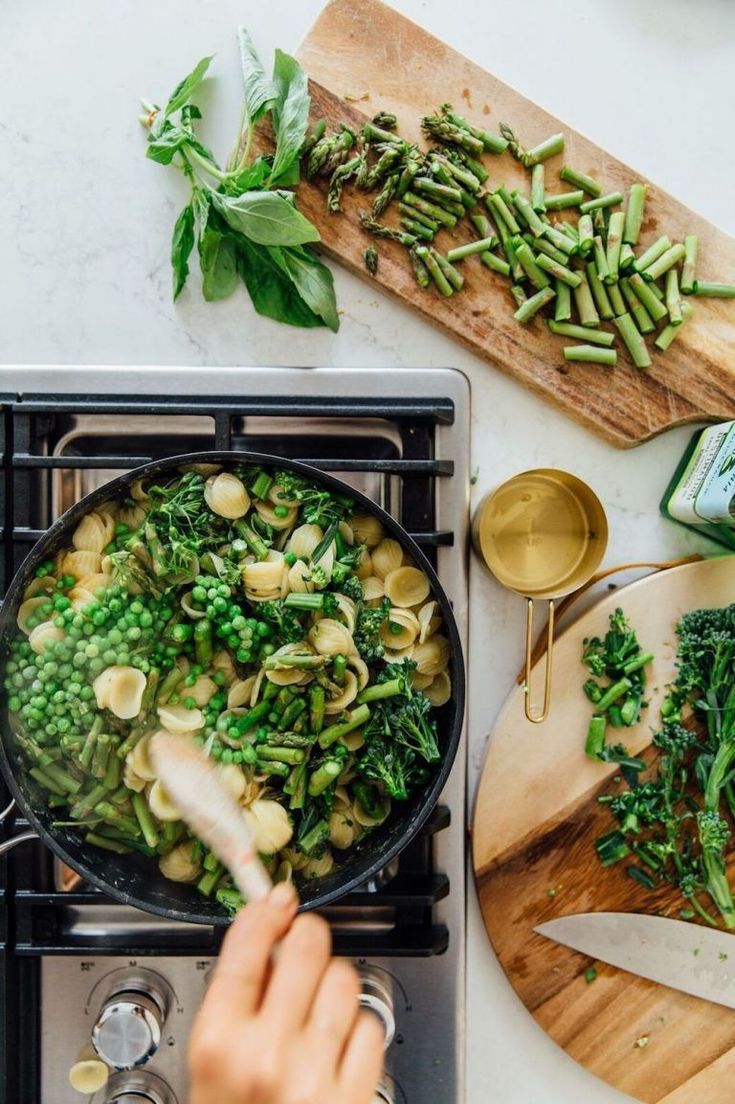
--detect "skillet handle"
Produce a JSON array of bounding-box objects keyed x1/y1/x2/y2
[
  {"x1": 0, "y1": 830, "x2": 38, "y2": 857},
  {"x1": 524, "y1": 599, "x2": 554, "y2": 724}
]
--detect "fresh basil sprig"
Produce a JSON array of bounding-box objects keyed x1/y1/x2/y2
[{"x1": 140, "y1": 28, "x2": 338, "y2": 331}]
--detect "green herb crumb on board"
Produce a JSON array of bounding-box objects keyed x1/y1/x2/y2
[
  {"x1": 586, "y1": 603, "x2": 735, "y2": 930},
  {"x1": 139, "y1": 28, "x2": 339, "y2": 332}
]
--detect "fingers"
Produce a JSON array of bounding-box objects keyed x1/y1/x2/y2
[
  {"x1": 338, "y1": 1010, "x2": 386, "y2": 1104},
  {"x1": 202, "y1": 883, "x2": 298, "y2": 1018},
  {"x1": 260, "y1": 911, "x2": 332, "y2": 1031},
  {"x1": 305, "y1": 959, "x2": 361, "y2": 1067}
]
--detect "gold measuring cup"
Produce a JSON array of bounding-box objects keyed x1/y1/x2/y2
[{"x1": 472, "y1": 469, "x2": 608, "y2": 724}]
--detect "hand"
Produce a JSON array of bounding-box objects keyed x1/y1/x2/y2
[{"x1": 189, "y1": 882, "x2": 385, "y2": 1104}]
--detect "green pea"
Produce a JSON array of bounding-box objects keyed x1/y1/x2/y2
[
  {"x1": 183, "y1": 696, "x2": 197, "y2": 710},
  {"x1": 211, "y1": 744, "x2": 223, "y2": 760},
  {"x1": 256, "y1": 622, "x2": 270, "y2": 638},
  {"x1": 274, "y1": 504, "x2": 289, "y2": 518},
  {"x1": 232, "y1": 615, "x2": 247, "y2": 631},
  {"x1": 261, "y1": 643, "x2": 276, "y2": 657},
  {"x1": 222, "y1": 748, "x2": 233, "y2": 764},
  {"x1": 213, "y1": 670, "x2": 226, "y2": 687},
  {"x1": 284, "y1": 552, "x2": 296, "y2": 566},
  {"x1": 242, "y1": 744, "x2": 257, "y2": 765}
]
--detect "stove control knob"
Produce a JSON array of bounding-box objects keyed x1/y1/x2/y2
[
  {"x1": 358, "y1": 966, "x2": 395, "y2": 1048},
  {"x1": 104, "y1": 1070, "x2": 177, "y2": 1104},
  {"x1": 92, "y1": 969, "x2": 173, "y2": 1071}
]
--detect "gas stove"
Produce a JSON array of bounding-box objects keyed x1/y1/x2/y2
[{"x1": 0, "y1": 366, "x2": 470, "y2": 1104}]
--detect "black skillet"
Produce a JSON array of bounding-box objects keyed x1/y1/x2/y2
[{"x1": 0, "y1": 452, "x2": 464, "y2": 924}]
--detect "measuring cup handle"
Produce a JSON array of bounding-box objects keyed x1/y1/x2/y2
[{"x1": 524, "y1": 599, "x2": 554, "y2": 724}]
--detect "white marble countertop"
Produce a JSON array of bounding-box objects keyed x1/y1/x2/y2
[{"x1": 2, "y1": 1, "x2": 735, "y2": 1100}]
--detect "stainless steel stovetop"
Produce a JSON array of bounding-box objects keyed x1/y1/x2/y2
[{"x1": 0, "y1": 365, "x2": 470, "y2": 1104}]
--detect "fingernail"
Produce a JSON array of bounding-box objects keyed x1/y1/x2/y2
[{"x1": 269, "y1": 882, "x2": 297, "y2": 908}]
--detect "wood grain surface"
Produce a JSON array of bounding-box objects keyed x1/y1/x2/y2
[
  {"x1": 288, "y1": 0, "x2": 735, "y2": 447},
  {"x1": 472, "y1": 556, "x2": 735, "y2": 1103}
]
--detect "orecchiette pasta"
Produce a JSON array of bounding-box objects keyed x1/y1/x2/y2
[
  {"x1": 148, "y1": 779, "x2": 182, "y2": 821},
  {"x1": 348, "y1": 513, "x2": 384, "y2": 548},
  {"x1": 361, "y1": 575, "x2": 385, "y2": 604},
  {"x1": 425, "y1": 669, "x2": 452, "y2": 707},
  {"x1": 204, "y1": 472, "x2": 250, "y2": 518},
  {"x1": 384, "y1": 566, "x2": 430, "y2": 608},
  {"x1": 308, "y1": 619, "x2": 354, "y2": 657},
  {"x1": 380, "y1": 607, "x2": 420, "y2": 650},
  {"x1": 354, "y1": 547, "x2": 373, "y2": 580},
  {"x1": 412, "y1": 635, "x2": 451, "y2": 677},
  {"x1": 128, "y1": 735, "x2": 158, "y2": 782},
  {"x1": 72, "y1": 513, "x2": 108, "y2": 554},
  {"x1": 17, "y1": 597, "x2": 47, "y2": 634},
  {"x1": 287, "y1": 523, "x2": 323, "y2": 559},
  {"x1": 227, "y1": 677, "x2": 256, "y2": 709},
  {"x1": 242, "y1": 551, "x2": 286, "y2": 601},
  {"x1": 157, "y1": 703, "x2": 205, "y2": 734},
  {"x1": 241, "y1": 799, "x2": 293, "y2": 854},
  {"x1": 61, "y1": 549, "x2": 101, "y2": 580},
  {"x1": 29, "y1": 621, "x2": 65, "y2": 654},
  {"x1": 287, "y1": 559, "x2": 314, "y2": 594},
  {"x1": 371, "y1": 538, "x2": 404, "y2": 580},
  {"x1": 300, "y1": 850, "x2": 335, "y2": 879},
  {"x1": 94, "y1": 666, "x2": 147, "y2": 720},
  {"x1": 417, "y1": 600, "x2": 441, "y2": 644},
  {"x1": 158, "y1": 841, "x2": 202, "y2": 883},
  {"x1": 254, "y1": 500, "x2": 299, "y2": 531},
  {"x1": 323, "y1": 670, "x2": 359, "y2": 714}
]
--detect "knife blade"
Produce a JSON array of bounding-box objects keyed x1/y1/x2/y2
[{"x1": 535, "y1": 912, "x2": 735, "y2": 1009}]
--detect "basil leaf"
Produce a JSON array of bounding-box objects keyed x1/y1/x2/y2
[
  {"x1": 181, "y1": 104, "x2": 202, "y2": 126},
  {"x1": 236, "y1": 238, "x2": 324, "y2": 328},
  {"x1": 223, "y1": 156, "x2": 271, "y2": 196},
  {"x1": 165, "y1": 55, "x2": 214, "y2": 116},
  {"x1": 146, "y1": 123, "x2": 189, "y2": 165},
  {"x1": 212, "y1": 191, "x2": 320, "y2": 246},
  {"x1": 270, "y1": 246, "x2": 339, "y2": 332},
  {"x1": 237, "y1": 26, "x2": 276, "y2": 124},
  {"x1": 193, "y1": 189, "x2": 211, "y2": 235},
  {"x1": 269, "y1": 50, "x2": 310, "y2": 186},
  {"x1": 171, "y1": 203, "x2": 195, "y2": 300},
  {"x1": 199, "y1": 225, "x2": 238, "y2": 302}
]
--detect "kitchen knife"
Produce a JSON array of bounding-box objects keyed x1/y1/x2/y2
[{"x1": 535, "y1": 912, "x2": 735, "y2": 1009}]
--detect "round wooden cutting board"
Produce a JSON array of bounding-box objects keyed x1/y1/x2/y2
[{"x1": 472, "y1": 556, "x2": 735, "y2": 1104}]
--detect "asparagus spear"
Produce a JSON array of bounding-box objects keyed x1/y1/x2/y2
[
  {"x1": 563, "y1": 345, "x2": 617, "y2": 366},
  {"x1": 693, "y1": 281, "x2": 735, "y2": 298},
  {"x1": 416, "y1": 245, "x2": 453, "y2": 296},
  {"x1": 615, "y1": 311, "x2": 653, "y2": 367},
  {"x1": 623, "y1": 183, "x2": 647, "y2": 245},
  {"x1": 544, "y1": 190, "x2": 585, "y2": 212},
  {"x1": 680, "y1": 234, "x2": 698, "y2": 293},
  {"x1": 548, "y1": 320, "x2": 615, "y2": 346},
  {"x1": 421, "y1": 114, "x2": 484, "y2": 155},
  {"x1": 513, "y1": 285, "x2": 555, "y2": 323},
  {"x1": 364, "y1": 247, "x2": 379, "y2": 276},
  {"x1": 440, "y1": 104, "x2": 509, "y2": 154},
  {"x1": 655, "y1": 300, "x2": 693, "y2": 349},
  {"x1": 554, "y1": 280, "x2": 572, "y2": 321},
  {"x1": 531, "y1": 164, "x2": 546, "y2": 212},
  {"x1": 665, "y1": 268, "x2": 682, "y2": 325},
  {"x1": 560, "y1": 165, "x2": 602, "y2": 197}
]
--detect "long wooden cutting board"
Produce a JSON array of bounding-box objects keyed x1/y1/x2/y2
[
  {"x1": 472, "y1": 556, "x2": 735, "y2": 1103},
  {"x1": 291, "y1": 0, "x2": 735, "y2": 447}
]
